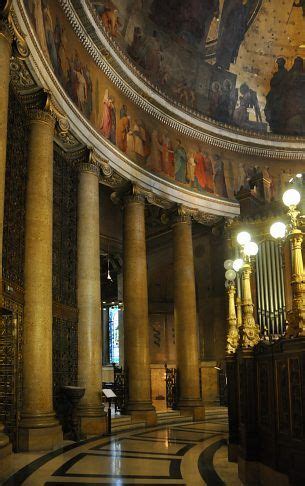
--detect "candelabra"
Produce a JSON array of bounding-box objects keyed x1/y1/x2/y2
[{"x1": 270, "y1": 187, "x2": 305, "y2": 337}]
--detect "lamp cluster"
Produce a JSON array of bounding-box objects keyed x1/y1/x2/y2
[
  {"x1": 270, "y1": 187, "x2": 302, "y2": 239},
  {"x1": 224, "y1": 231, "x2": 259, "y2": 283}
]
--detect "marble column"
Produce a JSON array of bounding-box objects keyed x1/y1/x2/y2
[
  {"x1": 123, "y1": 194, "x2": 156, "y2": 425},
  {"x1": 0, "y1": 15, "x2": 13, "y2": 464},
  {"x1": 77, "y1": 161, "x2": 106, "y2": 435},
  {"x1": 172, "y1": 212, "x2": 204, "y2": 421},
  {"x1": 19, "y1": 109, "x2": 62, "y2": 451}
]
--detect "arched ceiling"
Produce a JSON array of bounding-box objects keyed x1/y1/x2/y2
[{"x1": 90, "y1": 0, "x2": 305, "y2": 136}]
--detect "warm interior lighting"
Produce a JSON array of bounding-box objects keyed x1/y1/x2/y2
[
  {"x1": 237, "y1": 231, "x2": 251, "y2": 246},
  {"x1": 225, "y1": 269, "x2": 237, "y2": 281},
  {"x1": 270, "y1": 221, "x2": 286, "y2": 239},
  {"x1": 282, "y1": 188, "x2": 301, "y2": 207},
  {"x1": 224, "y1": 259, "x2": 233, "y2": 270},
  {"x1": 244, "y1": 241, "x2": 259, "y2": 257},
  {"x1": 233, "y1": 258, "x2": 244, "y2": 271}
]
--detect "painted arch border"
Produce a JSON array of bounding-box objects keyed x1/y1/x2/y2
[{"x1": 14, "y1": 0, "x2": 240, "y2": 219}]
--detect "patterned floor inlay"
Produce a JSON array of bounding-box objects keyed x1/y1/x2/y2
[{"x1": 3, "y1": 407, "x2": 240, "y2": 485}]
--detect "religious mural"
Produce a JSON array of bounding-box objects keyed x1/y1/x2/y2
[
  {"x1": 24, "y1": 0, "x2": 304, "y2": 203},
  {"x1": 91, "y1": 0, "x2": 305, "y2": 136}
]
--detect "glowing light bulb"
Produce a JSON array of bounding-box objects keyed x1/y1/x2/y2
[
  {"x1": 282, "y1": 188, "x2": 301, "y2": 207},
  {"x1": 270, "y1": 222, "x2": 286, "y2": 239},
  {"x1": 237, "y1": 231, "x2": 251, "y2": 246}
]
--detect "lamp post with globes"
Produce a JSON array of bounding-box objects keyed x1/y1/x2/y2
[
  {"x1": 236, "y1": 231, "x2": 260, "y2": 348},
  {"x1": 269, "y1": 187, "x2": 305, "y2": 337},
  {"x1": 224, "y1": 260, "x2": 239, "y2": 354}
]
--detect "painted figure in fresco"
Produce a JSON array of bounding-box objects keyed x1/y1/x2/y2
[
  {"x1": 150, "y1": 0, "x2": 219, "y2": 47},
  {"x1": 265, "y1": 58, "x2": 288, "y2": 133},
  {"x1": 213, "y1": 155, "x2": 228, "y2": 197},
  {"x1": 293, "y1": 0, "x2": 305, "y2": 16},
  {"x1": 203, "y1": 152, "x2": 214, "y2": 192},
  {"x1": 101, "y1": 89, "x2": 113, "y2": 139},
  {"x1": 233, "y1": 83, "x2": 262, "y2": 127},
  {"x1": 194, "y1": 149, "x2": 207, "y2": 190},
  {"x1": 110, "y1": 98, "x2": 116, "y2": 144},
  {"x1": 117, "y1": 105, "x2": 130, "y2": 153},
  {"x1": 215, "y1": 79, "x2": 238, "y2": 124},
  {"x1": 174, "y1": 140, "x2": 188, "y2": 183},
  {"x1": 186, "y1": 153, "x2": 196, "y2": 186},
  {"x1": 147, "y1": 129, "x2": 163, "y2": 172},
  {"x1": 145, "y1": 31, "x2": 162, "y2": 79},
  {"x1": 101, "y1": 7, "x2": 120, "y2": 36},
  {"x1": 162, "y1": 134, "x2": 175, "y2": 177},
  {"x1": 128, "y1": 27, "x2": 146, "y2": 66},
  {"x1": 42, "y1": 0, "x2": 58, "y2": 69},
  {"x1": 265, "y1": 57, "x2": 305, "y2": 135},
  {"x1": 215, "y1": 0, "x2": 251, "y2": 70},
  {"x1": 133, "y1": 120, "x2": 147, "y2": 158}
]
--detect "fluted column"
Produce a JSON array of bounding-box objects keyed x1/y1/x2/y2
[
  {"x1": 0, "y1": 15, "x2": 13, "y2": 465},
  {"x1": 77, "y1": 161, "x2": 106, "y2": 435},
  {"x1": 123, "y1": 193, "x2": 156, "y2": 425},
  {"x1": 19, "y1": 109, "x2": 62, "y2": 451},
  {"x1": 172, "y1": 210, "x2": 204, "y2": 421}
]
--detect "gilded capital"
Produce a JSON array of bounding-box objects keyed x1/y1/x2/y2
[
  {"x1": 77, "y1": 162, "x2": 100, "y2": 177},
  {"x1": 171, "y1": 205, "x2": 192, "y2": 226},
  {"x1": 28, "y1": 108, "x2": 56, "y2": 129}
]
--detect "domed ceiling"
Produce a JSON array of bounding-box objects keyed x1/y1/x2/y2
[{"x1": 91, "y1": 0, "x2": 305, "y2": 136}]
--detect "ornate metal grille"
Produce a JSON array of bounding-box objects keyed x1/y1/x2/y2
[
  {"x1": 0, "y1": 303, "x2": 23, "y2": 450},
  {"x1": 165, "y1": 365, "x2": 178, "y2": 409}
]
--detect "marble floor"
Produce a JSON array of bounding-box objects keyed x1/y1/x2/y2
[{"x1": 2, "y1": 407, "x2": 241, "y2": 485}]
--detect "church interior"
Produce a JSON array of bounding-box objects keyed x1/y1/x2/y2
[{"x1": 1, "y1": 0, "x2": 305, "y2": 484}]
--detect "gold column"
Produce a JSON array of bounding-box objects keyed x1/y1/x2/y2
[
  {"x1": 77, "y1": 161, "x2": 107, "y2": 435},
  {"x1": 240, "y1": 261, "x2": 260, "y2": 347},
  {"x1": 0, "y1": 13, "x2": 13, "y2": 464},
  {"x1": 172, "y1": 209, "x2": 204, "y2": 421},
  {"x1": 226, "y1": 283, "x2": 239, "y2": 354},
  {"x1": 123, "y1": 192, "x2": 156, "y2": 425},
  {"x1": 19, "y1": 109, "x2": 62, "y2": 451}
]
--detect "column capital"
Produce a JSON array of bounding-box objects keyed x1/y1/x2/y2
[
  {"x1": 75, "y1": 149, "x2": 100, "y2": 177},
  {"x1": 171, "y1": 205, "x2": 192, "y2": 226},
  {"x1": 28, "y1": 108, "x2": 56, "y2": 129},
  {"x1": 23, "y1": 90, "x2": 69, "y2": 134},
  {"x1": 0, "y1": 3, "x2": 29, "y2": 58}
]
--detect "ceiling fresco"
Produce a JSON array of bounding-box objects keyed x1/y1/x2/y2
[
  {"x1": 91, "y1": 0, "x2": 305, "y2": 136},
  {"x1": 23, "y1": 0, "x2": 305, "y2": 207}
]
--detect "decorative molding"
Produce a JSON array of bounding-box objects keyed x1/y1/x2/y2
[
  {"x1": 10, "y1": 58, "x2": 36, "y2": 90},
  {"x1": 172, "y1": 204, "x2": 222, "y2": 226},
  {"x1": 57, "y1": 0, "x2": 305, "y2": 160}
]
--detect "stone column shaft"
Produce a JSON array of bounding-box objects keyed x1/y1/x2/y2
[
  {"x1": 123, "y1": 195, "x2": 156, "y2": 425},
  {"x1": 0, "y1": 18, "x2": 13, "y2": 465},
  {"x1": 173, "y1": 216, "x2": 204, "y2": 420},
  {"x1": 0, "y1": 20, "x2": 12, "y2": 299},
  {"x1": 77, "y1": 162, "x2": 106, "y2": 435},
  {"x1": 19, "y1": 109, "x2": 62, "y2": 451}
]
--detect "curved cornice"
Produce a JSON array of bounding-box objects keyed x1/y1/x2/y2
[
  {"x1": 13, "y1": 0, "x2": 239, "y2": 219},
  {"x1": 58, "y1": 0, "x2": 305, "y2": 160}
]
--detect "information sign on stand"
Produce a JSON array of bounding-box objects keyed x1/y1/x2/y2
[{"x1": 102, "y1": 389, "x2": 117, "y2": 435}]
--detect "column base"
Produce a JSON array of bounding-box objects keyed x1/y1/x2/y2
[
  {"x1": 18, "y1": 424, "x2": 63, "y2": 452},
  {"x1": 126, "y1": 401, "x2": 157, "y2": 426},
  {"x1": 0, "y1": 435, "x2": 12, "y2": 483},
  {"x1": 79, "y1": 415, "x2": 107, "y2": 436},
  {"x1": 78, "y1": 405, "x2": 107, "y2": 436},
  {"x1": 178, "y1": 401, "x2": 205, "y2": 421}
]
